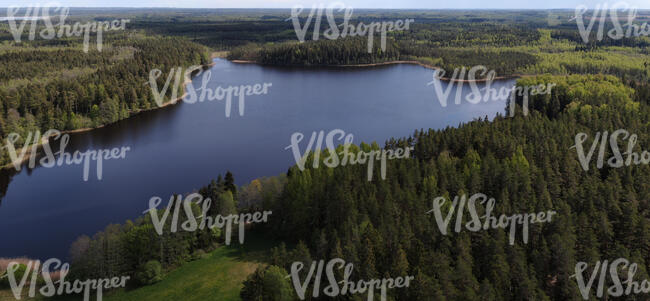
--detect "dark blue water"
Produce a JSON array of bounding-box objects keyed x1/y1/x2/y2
[{"x1": 0, "y1": 59, "x2": 515, "y2": 260}]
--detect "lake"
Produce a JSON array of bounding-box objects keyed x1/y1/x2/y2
[{"x1": 0, "y1": 59, "x2": 515, "y2": 260}]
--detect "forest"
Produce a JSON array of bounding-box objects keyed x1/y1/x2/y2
[
  {"x1": 242, "y1": 73, "x2": 650, "y2": 301},
  {"x1": 221, "y1": 12, "x2": 649, "y2": 81},
  {"x1": 0, "y1": 20, "x2": 211, "y2": 167},
  {"x1": 1, "y1": 9, "x2": 648, "y2": 168},
  {"x1": 0, "y1": 8, "x2": 649, "y2": 301},
  {"x1": 18, "y1": 72, "x2": 649, "y2": 301}
]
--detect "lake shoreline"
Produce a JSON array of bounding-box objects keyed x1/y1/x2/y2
[
  {"x1": 0, "y1": 53, "x2": 518, "y2": 171},
  {"x1": 1, "y1": 50, "x2": 518, "y2": 260},
  {"x1": 229, "y1": 59, "x2": 524, "y2": 83},
  {"x1": 0, "y1": 56, "x2": 219, "y2": 171}
]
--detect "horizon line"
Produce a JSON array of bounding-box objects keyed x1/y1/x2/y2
[{"x1": 3, "y1": 6, "x2": 650, "y2": 10}]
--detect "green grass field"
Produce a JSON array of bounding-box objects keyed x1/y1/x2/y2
[
  {"x1": 0, "y1": 232, "x2": 274, "y2": 301},
  {"x1": 105, "y1": 247, "x2": 260, "y2": 301}
]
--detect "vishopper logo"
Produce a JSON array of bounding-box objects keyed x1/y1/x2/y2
[
  {"x1": 147, "y1": 65, "x2": 272, "y2": 117},
  {"x1": 0, "y1": 258, "x2": 129, "y2": 301},
  {"x1": 286, "y1": 2, "x2": 414, "y2": 53},
  {"x1": 143, "y1": 193, "x2": 272, "y2": 245},
  {"x1": 571, "y1": 258, "x2": 650, "y2": 299},
  {"x1": 4, "y1": 2, "x2": 130, "y2": 52},
  {"x1": 427, "y1": 193, "x2": 557, "y2": 245},
  {"x1": 1, "y1": 129, "x2": 130, "y2": 181},
  {"x1": 287, "y1": 258, "x2": 414, "y2": 301},
  {"x1": 571, "y1": 129, "x2": 649, "y2": 171},
  {"x1": 285, "y1": 129, "x2": 414, "y2": 181},
  {"x1": 426, "y1": 65, "x2": 556, "y2": 117},
  {"x1": 573, "y1": 1, "x2": 650, "y2": 43}
]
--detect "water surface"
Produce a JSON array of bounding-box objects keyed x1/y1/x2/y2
[{"x1": 0, "y1": 59, "x2": 515, "y2": 259}]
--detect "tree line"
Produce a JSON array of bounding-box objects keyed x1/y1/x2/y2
[{"x1": 0, "y1": 34, "x2": 211, "y2": 167}]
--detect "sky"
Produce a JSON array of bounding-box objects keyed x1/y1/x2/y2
[{"x1": 0, "y1": 0, "x2": 648, "y2": 9}]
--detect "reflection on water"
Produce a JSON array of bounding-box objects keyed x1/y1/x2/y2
[{"x1": 0, "y1": 102, "x2": 183, "y2": 200}]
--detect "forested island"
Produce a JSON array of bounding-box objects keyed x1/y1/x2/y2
[{"x1": 0, "y1": 7, "x2": 649, "y2": 301}]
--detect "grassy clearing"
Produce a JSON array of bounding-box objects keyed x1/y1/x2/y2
[
  {"x1": 105, "y1": 247, "x2": 261, "y2": 301},
  {"x1": 105, "y1": 232, "x2": 274, "y2": 301},
  {"x1": 0, "y1": 232, "x2": 275, "y2": 301}
]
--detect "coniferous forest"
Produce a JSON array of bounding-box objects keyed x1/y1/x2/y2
[{"x1": 0, "y1": 7, "x2": 649, "y2": 301}]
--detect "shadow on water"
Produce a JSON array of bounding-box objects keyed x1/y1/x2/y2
[
  {"x1": 0, "y1": 101, "x2": 184, "y2": 204},
  {"x1": 0, "y1": 169, "x2": 13, "y2": 205}
]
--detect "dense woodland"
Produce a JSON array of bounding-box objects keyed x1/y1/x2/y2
[
  {"x1": 0, "y1": 8, "x2": 649, "y2": 301},
  {"x1": 222, "y1": 13, "x2": 649, "y2": 81},
  {"x1": 49, "y1": 73, "x2": 650, "y2": 301},
  {"x1": 234, "y1": 74, "x2": 649, "y2": 301},
  {"x1": 0, "y1": 23, "x2": 210, "y2": 167}
]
